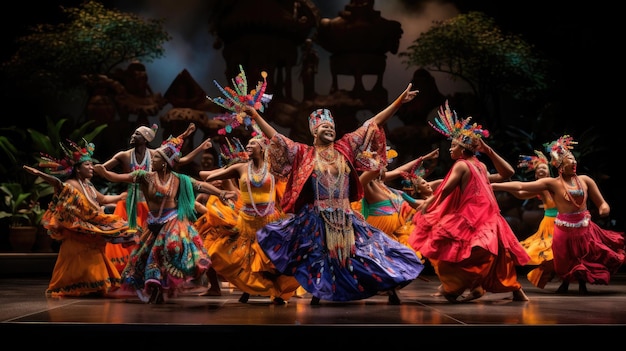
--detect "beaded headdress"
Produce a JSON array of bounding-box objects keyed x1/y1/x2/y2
[
  {"x1": 217, "y1": 137, "x2": 249, "y2": 168},
  {"x1": 544, "y1": 135, "x2": 577, "y2": 168},
  {"x1": 517, "y1": 150, "x2": 549, "y2": 173},
  {"x1": 308, "y1": 108, "x2": 335, "y2": 134},
  {"x1": 156, "y1": 135, "x2": 184, "y2": 168},
  {"x1": 207, "y1": 65, "x2": 272, "y2": 135},
  {"x1": 400, "y1": 161, "x2": 427, "y2": 192},
  {"x1": 429, "y1": 100, "x2": 489, "y2": 152},
  {"x1": 136, "y1": 124, "x2": 158, "y2": 142},
  {"x1": 38, "y1": 138, "x2": 96, "y2": 177}
]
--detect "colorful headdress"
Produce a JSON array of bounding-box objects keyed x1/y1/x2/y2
[
  {"x1": 207, "y1": 65, "x2": 272, "y2": 135},
  {"x1": 38, "y1": 138, "x2": 96, "y2": 177},
  {"x1": 156, "y1": 135, "x2": 184, "y2": 168},
  {"x1": 517, "y1": 150, "x2": 549, "y2": 173},
  {"x1": 400, "y1": 160, "x2": 427, "y2": 191},
  {"x1": 429, "y1": 100, "x2": 489, "y2": 152},
  {"x1": 309, "y1": 108, "x2": 335, "y2": 134},
  {"x1": 217, "y1": 137, "x2": 249, "y2": 168},
  {"x1": 136, "y1": 124, "x2": 158, "y2": 142},
  {"x1": 544, "y1": 135, "x2": 577, "y2": 168}
]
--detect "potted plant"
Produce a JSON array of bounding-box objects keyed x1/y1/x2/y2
[{"x1": 0, "y1": 180, "x2": 53, "y2": 252}]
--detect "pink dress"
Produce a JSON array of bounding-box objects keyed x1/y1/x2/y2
[
  {"x1": 553, "y1": 210, "x2": 625, "y2": 285},
  {"x1": 409, "y1": 158, "x2": 530, "y2": 296}
]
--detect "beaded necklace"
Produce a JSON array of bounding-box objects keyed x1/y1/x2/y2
[
  {"x1": 78, "y1": 178, "x2": 100, "y2": 209},
  {"x1": 315, "y1": 144, "x2": 338, "y2": 172},
  {"x1": 152, "y1": 172, "x2": 175, "y2": 220},
  {"x1": 314, "y1": 150, "x2": 354, "y2": 263},
  {"x1": 560, "y1": 174, "x2": 585, "y2": 208},
  {"x1": 154, "y1": 172, "x2": 173, "y2": 198},
  {"x1": 245, "y1": 162, "x2": 275, "y2": 217},
  {"x1": 131, "y1": 148, "x2": 151, "y2": 171},
  {"x1": 248, "y1": 160, "x2": 268, "y2": 188}
]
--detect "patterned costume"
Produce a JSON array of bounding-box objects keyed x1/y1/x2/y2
[
  {"x1": 257, "y1": 121, "x2": 424, "y2": 302},
  {"x1": 105, "y1": 124, "x2": 157, "y2": 274},
  {"x1": 208, "y1": 174, "x2": 299, "y2": 301},
  {"x1": 121, "y1": 172, "x2": 210, "y2": 298},
  {"x1": 43, "y1": 183, "x2": 132, "y2": 297}
]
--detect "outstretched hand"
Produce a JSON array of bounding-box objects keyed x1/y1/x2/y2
[
  {"x1": 425, "y1": 148, "x2": 440, "y2": 160},
  {"x1": 400, "y1": 83, "x2": 419, "y2": 104},
  {"x1": 199, "y1": 138, "x2": 212, "y2": 151},
  {"x1": 23, "y1": 165, "x2": 39, "y2": 176}
]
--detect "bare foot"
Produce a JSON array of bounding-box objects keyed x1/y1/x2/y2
[
  {"x1": 432, "y1": 284, "x2": 444, "y2": 297},
  {"x1": 460, "y1": 286, "x2": 485, "y2": 302},
  {"x1": 512, "y1": 288, "x2": 529, "y2": 301}
]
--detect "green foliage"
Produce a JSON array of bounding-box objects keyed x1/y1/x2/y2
[
  {"x1": 0, "y1": 180, "x2": 53, "y2": 227},
  {"x1": 399, "y1": 11, "x2": 549, "y2": 102},
  {"x1": 0, "y1": 117, "x2": 108, "y2": 226},
  {"x1": 1, "y1": 0, "x2": 172, "y2": 99},
  {"x1": 28, "y1": 116, "x2": 108, "y2": 160}
]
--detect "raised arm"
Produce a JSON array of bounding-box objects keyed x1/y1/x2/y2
[
  {"x1": 23, "y1": 165, "x2": 63, "y2": 193},
  {"x1": 179, "y1": 138, "x2": 213, "y2": 166},
  {"x1": 244, "y1": 105, "x2": 278, "y2": 139},
  {"x1": 386, "y1": 148, "x2": 439, "y2": 181},
  {"x1": 367, "y1": 83, "x2": 418, "y2": 126},
  {"x1": 475, "y1": 138, "x2": 515, "y2": 183},
  {"x1": 177, "y1": 122, "x2": 196, "y2": 140}
]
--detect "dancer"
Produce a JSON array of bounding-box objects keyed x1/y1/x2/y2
[
  {"x1": 246, "y1": 83, "x2": 424, "y2": 305},
  {"x1": 492, "y1": 135, "x2": 625, "y2": 294},
  {"x1": 24, "y1": 139, "x2": 134, "y2": 297},
  {"x1": 101, "y1": 122, "x2": 211, "y2": 274},
  {"x1": 94, "y1": 135, "x2": 237, "y2": 303},
  {"x1": 409, "y1": 101, "x2": 530, "y2": 303},
  {"x1": 202, "y1": 134, "x2": 300, "y2": 304},
  {"x1": 359, "y1": 148, "x2": 439, "y2": 247}
]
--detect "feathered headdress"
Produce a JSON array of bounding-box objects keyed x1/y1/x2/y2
[
  {"x1": 38, "y1": 138, "x2": 96, "y2": 177},
  {"x1": 544, "y1": 135, "x2": 577, "y2": 168},
  {"x1": 517, "y1": 150, "x2": 549, "y2": 173},
  {"x1": 400, "y1": 160, "x2": 427, "y2": 192},
  {"x1": 207, "y1": 65, "x2": 272, "y2": 135},
  {"x1": 216, "y1": 137, "x2": 249, "y2": 168},
  {"x1": 429, "y1": 100, "x2": 489, "y2": 152}
]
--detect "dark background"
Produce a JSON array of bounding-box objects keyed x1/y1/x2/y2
[{"x1": 0, "y1": 0, "x2": 621, "y2": 231}]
